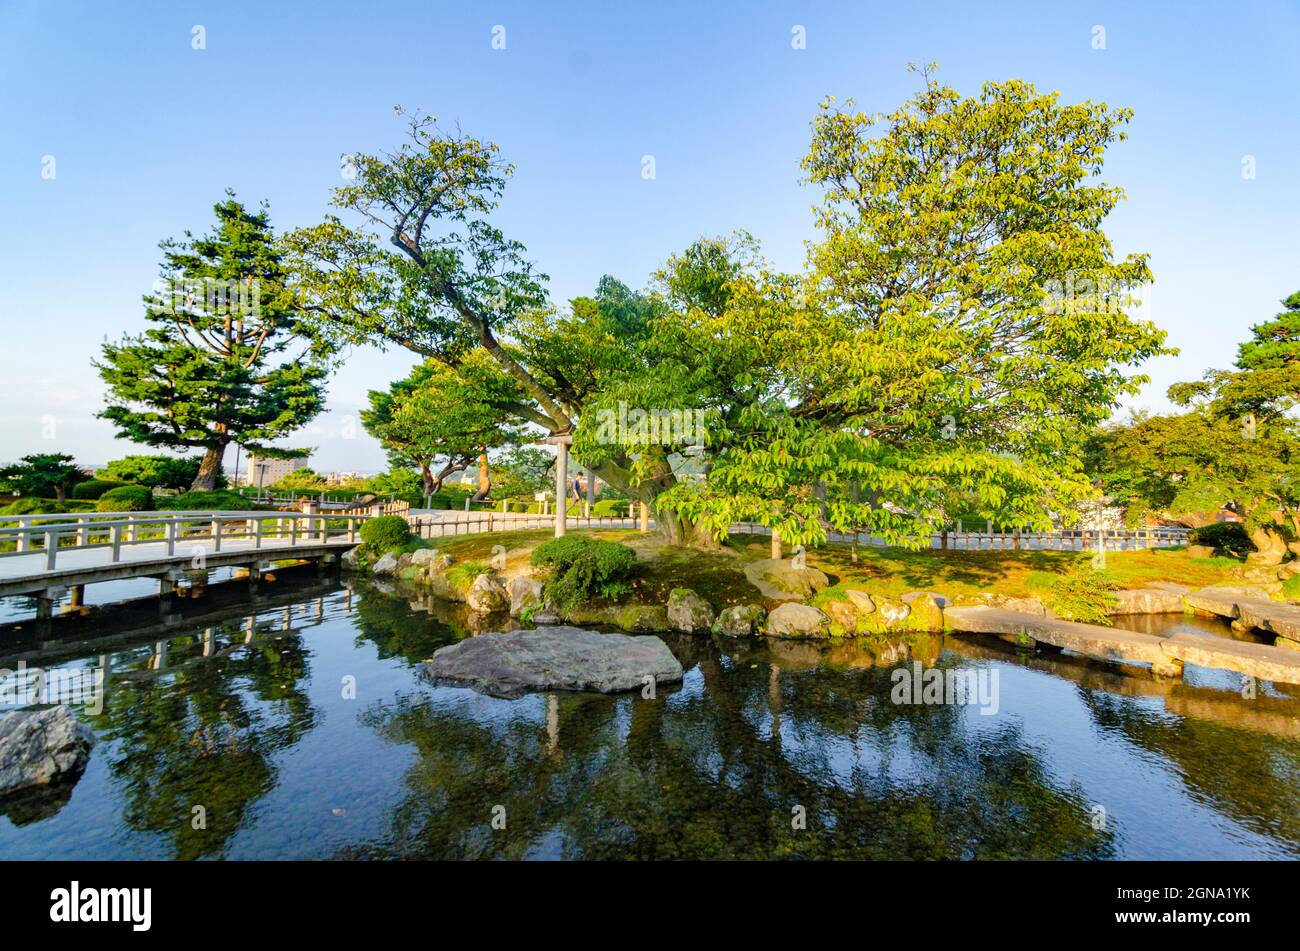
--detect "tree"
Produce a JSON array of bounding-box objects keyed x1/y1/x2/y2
[
  {"x1": 1091, "y1": 291, "x2": 1300, "y2": 563},
  {"x1": 96, "y1": 194, "x2": 332, "y2": 491},
  {"x1": 288, "y1": 76, "x2": 1167, "y2": 548},
  {"x1": 269, "y1": 467, "x2": 326, "y2": 493},
  {"x1": 660, "y1": 70, "x2": 1169, "y2": 546},
  {"x1": 362, "y1": 350, "x2": 526, "y2": 498},
  {"x1": 0, "y1": 453, "x2": 86, "y2": 502},
  {"x1": 101, "y1": 454, "x2": 208, "y2": 490},
  {"x1": 492, "y1": 446, "x2": 554, "y2": 499}
]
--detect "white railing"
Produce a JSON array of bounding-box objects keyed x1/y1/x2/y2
[
  {"x1": 410, "y1": 512, "x2": 641, "y2": 539},
  {"x1": 732, "y1": 523, "x2": 1191, "y2": 551},
  {"x1": 0, "y1": 510, "x2": 371, "y2": 572}
]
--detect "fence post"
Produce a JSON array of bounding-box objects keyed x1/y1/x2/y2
[
  {"x1": 211, "y1": 517, "x2": 221, "y2": 552},
  {"x1": 166, "y1": 520, "x2": 176, "y2": 556},
  {"x1": 44, "y1": 531, "x2": 57, "y2": 571},
  {"x1": 110, "y1": 524, "x2": 122, "y2": 562}
]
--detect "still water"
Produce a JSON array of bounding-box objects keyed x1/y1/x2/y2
[{"x1": 1, "y1": 574, "x2": 1298, "y2": 860}]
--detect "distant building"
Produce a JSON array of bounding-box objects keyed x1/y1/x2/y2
[{"x1": 246, "y1": 453, "x2": 309, "y2": 488}]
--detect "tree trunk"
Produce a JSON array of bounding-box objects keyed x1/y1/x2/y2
[
  {"x1": 770, "y1": 529, "x2": 782, "y2": 560},
  {"x1": 1247, "y1": 525, "x2": 1288, "y2": 566},
  {"x1": 419, "y1": 461, "x2": 435, "y2": 497},
  {"x1": 473, "y1": 452, "x2": 491, "y2": 501},
  {"x1": 653, "y1": 506, "x2": 722, "y2": 549},
  {"x1": 191, "y1": 439, "x2": 228, "y2": 491},
  {"x1": 53, "y1": 485, "x2": 66, "y2": 502}
]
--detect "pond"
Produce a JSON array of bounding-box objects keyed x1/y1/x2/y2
[{"x1": 2, "y1": 575, "x2": 1298, "y2": 860}]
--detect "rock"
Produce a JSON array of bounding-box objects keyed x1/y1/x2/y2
[
  {"x1": 371, "y1": 552, "x2": 400, "y2": 576},
  {"x1": 421, "y1": 626, "x2": 684, "y2": 699},
  {"x1": 1185, "y1": 585, "x2": 1274, "y2": 618},
  {"x1": 952, "y1": 592, "x2": 1047, "y2": 616},
  {"x1": 1277, "y1": 561, "x2": 1300, "y2": 580},
  {"x1": 465, "y1": 573, "x2": 509, "y2": 614},
  {"x1": 855, "y1": 594, "x2": 912, "y2": 634},
  {"x1": 397, "y1": 552, "x2": 414, "y2": 570},
  {"x1": 823, "y1": 599, "x2": 859, "y2": 636},
  {"x1": 0, "y1": 706, "x2": 95, "y2": 798},
  {"x1": 667, "y1": 588, "x2": 715, "y2": 633},
  {"x1": 411, "y1": 548, "x2": 451, "y2": 571},
  {"x1": 901, "y1": 592, "x2": 946, "y2": 631},
  {"x1": 340, "y1": 546, "x2": 363, "y2": 570},
  {"x1": 1110, "y1": 588, "x2": 1189, "y2": 615},
  {"x1": 712, "y1": 604, "x2": 766, "y2": 637},
  {"x1": 845, "y1": 590, "x2": 876, "y2": 614},
  {"x1": 507, "y1": 577, "x2": 544, "y2": 618},
  {"x1": 531, "y1": 610, "x2": 561, "y2": 625},
  {"x1": 743, "y1": 558, "x2": 830, "y2": 601},
  {"x1": 765, "y1": 602, "x2": 831, "y2": 638},
  {"x1": 614, "y1": 604, "x2": 671, "y2": 633}
]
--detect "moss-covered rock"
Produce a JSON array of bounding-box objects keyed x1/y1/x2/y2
[
  {"x1": 743, "y1": 558, "x2": 830, "y2": 601},
  {"x1": 764, "y1": 602, "x2": 831, "y2": 638},
  {"x1": 900, "y1": 592, "x2": 946, "y2": 631},
  {"x1": 667, "y1": 588, "x2": 715, "y2": 633},
  {"x1": 712, "y1": 603, "x2": 766, "y2": 637}
]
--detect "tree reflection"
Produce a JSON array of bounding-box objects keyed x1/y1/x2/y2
[
  {"x1": 349, "y1": 636, "x2": 1114, "y2": 859},
  {"x1": 88, "y1": 617, "x2": 316, "y2": 859}
]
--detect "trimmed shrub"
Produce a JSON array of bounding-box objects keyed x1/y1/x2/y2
[
  {"x1": 591, "y1": 499, "x2": 628, "y2": 517},
  {"x1": 1, "y1": 498, "x2": 67, "y2": 515},
  {"x1": 156, "y1": 490, "x2": 253, "y2": 511},
  {"x1": 1189, "y1": 522, "x2": 1254, "y2": 558},
  {"x1": 1049, "y1": 565, "x2": 1118, "y2": 625},
  {"x1": 531, "y1": 536, "x2": 636, "y2": 610},
  {"x1": 95, "y1": 485, "x2": 154, "y2": 512},
  {"x1": 359, "y1": 514, "x2": 411, "y2": 554},
  {"x1": 71, "y1": 479, "x2": 125, "y2": 500}
]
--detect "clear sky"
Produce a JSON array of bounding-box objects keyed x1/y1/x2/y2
[{"x1": 1, "y1": 0, "x2": 1297, "y2": 475}]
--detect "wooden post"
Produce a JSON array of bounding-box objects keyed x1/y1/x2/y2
[
  {"x1": 771, "y1": 528, "x2": 782, "y2": 560},
  {"x1": 638, "y1": 501, "x2": 650, "y2": 533}
]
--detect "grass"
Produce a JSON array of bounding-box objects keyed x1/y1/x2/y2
[{"x1": 422, "y1": 528, "x2": 1254, "y2": 608}]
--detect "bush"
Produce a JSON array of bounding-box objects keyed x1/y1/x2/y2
[
  {"x1": 531, "y1": 536, "x2": 636, "y2": 610},
  {"x1": 71, "y1": 479, "x2": 125, "y2": 500},
  {"x1": 1, "y1": 498, "x2": 67, "y2": 515},
  {"x1": 359, "y1": 514, "x2": 411, "y2": 554},
  {"x1": 95, "y1": 485, "x2": 154, "y2": 512},
  {"x1": 1189, "y1": 521, "x2": 1255, "y2": 558},
  {"x1": 1049, "y1": 565, "x2": 1118, "y2": 625},
  {"x1": 156, "y1": 490, "x2": 254, "y2": 511}
]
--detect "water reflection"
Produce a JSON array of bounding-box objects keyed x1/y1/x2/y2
[{"x1": 0, "y1": 578, "x2": 1297, "y2": 860}]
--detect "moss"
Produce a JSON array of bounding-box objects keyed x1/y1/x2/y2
[
  {"x1": 446, "y1": 561, "x2": 491, "y2": 595},
  {"x1": 1282, "y1": 574, "x2": 1300, "y2": 599}
]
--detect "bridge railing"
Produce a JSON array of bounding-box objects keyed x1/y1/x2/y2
[{"x1": 0, "y1": 511, "x2": 372, "y2": 571}]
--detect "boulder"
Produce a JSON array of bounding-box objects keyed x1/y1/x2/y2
[
  {"x1": 900, "y1": 592, "x2": 946, "y2": 631},
  {"x1": 823, "y1": 599, "x2": 860, "y2": 636},
  {"x1": 421, "y1": 626, "x2": 684, "y2": 699},
  {"x1": 765, "y1": 602, "x2": 831, "y2": 638},
  {"x1": 951, "y1": 592, "x2": 1047, "y2": 616},
  {"x1": 743, "y1": 558, "x2": 830, "y2": 601},
  {"x1": 855, "y1": 594, "x2": 911, "y2": 634},
  {"x1": 845, "y1": 590, "x2": 876, "y2": 614},
  {"x1": 340, "y1": 545, "x2": 363, "y2": 570},
  {"x1": 1110, "y1": 588, "x2": 1189, "y2": 615},
  {"x1": 0, "y1": 706, "x2": 95, "y2": 798},
  {"x1": 465, "y1": 573, "x2": 509, "y2": 614},
  {"x1": 667, "y1": 588, "x2": 715, "y2": 633},
  {"x1": 507, "y1": 577, "x2": 544, "y2": 618},
  {"x1": 371, "y1": 552, "x2": 401, "y2": 576},
  {"x1": 411, "y1": 548, "x2": 452, "y2": 571},
  {"x1": 712, "y1": 604, "x2": 766, "y2": 637}
]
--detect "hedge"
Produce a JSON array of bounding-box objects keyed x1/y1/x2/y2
[
  {"x1": 95, "y1": 485, "x2": 154, "y2": 512},
  {"x1": 71, "y1": 479, "x2": 126, "y2": 500}
]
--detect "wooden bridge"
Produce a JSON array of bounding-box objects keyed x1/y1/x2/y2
[{"x1": 0, "y1": 510, "x2": 372, "y2": 617}]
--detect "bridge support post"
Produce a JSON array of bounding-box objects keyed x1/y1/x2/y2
[
  {"x1": 35, "y1": 587, "x2": 65, "y2": 619},
  {"x1": 68, "y1": 584, "x2": 84, "y2": 608}
]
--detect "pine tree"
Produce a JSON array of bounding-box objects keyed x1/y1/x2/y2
[{"x1": 96, "y1": 194, "x2": 331, "y2": 490}]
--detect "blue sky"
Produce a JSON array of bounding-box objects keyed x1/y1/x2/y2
[{"x1": 1, "y1": 0, "x2": 1297, "y2": 474}]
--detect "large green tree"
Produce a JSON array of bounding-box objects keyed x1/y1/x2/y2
[
  {"x1": 96, "y1": 194, "x2": 332, "y2": 491},
  {"x1": 288, "y1": 75, "x2": 1167, "y2": 548},
  {"x1": 100, "y1": 454, "x2": 207, "y2": 490}
]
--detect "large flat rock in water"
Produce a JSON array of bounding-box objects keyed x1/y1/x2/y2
[{"x1": 421, "y1": 626, "x2": 684, "y2": 699}]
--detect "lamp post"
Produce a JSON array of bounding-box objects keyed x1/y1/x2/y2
[{"x1": 540, "y1": 432, "x2": 574, "y2": 538}]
